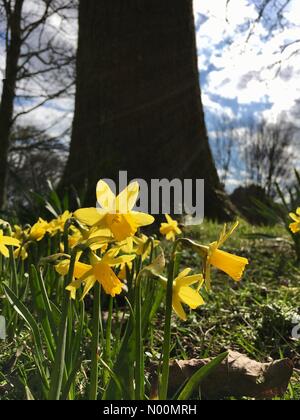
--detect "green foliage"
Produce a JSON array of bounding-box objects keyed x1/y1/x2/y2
[
  {"x1": 249, "y1": 170, "x2": 300, "y2": 260},
  {"x1": 1, "y1": 217, "x2": 299, "y2": 400}
]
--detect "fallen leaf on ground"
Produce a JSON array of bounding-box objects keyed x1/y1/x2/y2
[{"x1": 151, "y1": 350, "x2": 293, "y2": 400}]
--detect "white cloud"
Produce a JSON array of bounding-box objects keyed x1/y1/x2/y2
[{"x1": 194, "y1": 0, "x2": 300, "y2": 122}]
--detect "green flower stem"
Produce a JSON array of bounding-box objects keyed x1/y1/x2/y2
[
  {"x1": 160, "y1": 240, "x2": 180, "y2": 400},
  {"x1": 48, "y1": 249, "x2": 76, "y2": 400},
  {"x1": 89, "y1": 282, "x2": 101, "y2": 400},
  {"x1": 103, "y1": 296, "x2": 113, "y2": 387},
  {"x1": 134, "y1": 272, "x2": 144, "y2": 400},
  {"x1": 9, "y1": 247, "x2": 18, "y2": 295}
]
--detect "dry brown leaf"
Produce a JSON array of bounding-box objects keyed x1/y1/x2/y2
[{"x1": 151, "y1": 350, "x2": 293, "y2": 400}]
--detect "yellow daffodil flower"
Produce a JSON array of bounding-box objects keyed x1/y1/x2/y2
[
  {"x1": 48, "y1": 211, "x2": 72, "y2": 236},
  {"x1": 56, "y1": 258, "x2": 91, "y2": 299},
  {"x1": 289, "y1": 208, "x2": 300, "y2": 234},
  {"x1": 74, "y1": 180, "x2": 154, "y2": 242},
  {"x1": 0, "y1": 230, "x2": 20, "y2": 258},
  {"x1": 117, "y1": 234, "x2": 158, "y2": 258},
  {"x1": 13, "y1": 246, "x2": 28, "y2": 260},
  {"x1": 205, "y1": 221, "x2": 249, "y2": 289},
  {"x1": 13, "y1": 225, "x2": 28, "y2": 241},
  {"x1": 67, "y1": 226, "x2": 112, "y2": 252},
  {"x1": 117, "y1": 235, "x2": 160, "y2": 280},
  {"x1": 57, "y1": 249, "x2": 136, "y2": 300},
  {"x1": 67, "y1": 228, "x2": 82, "y2": 249},
  {"x1": 160, "y1": 214, "x2": 182, "y2": 241},
  {"x1": 133, "y1": 234, "x2": 160, "y2": 260},
  {"x1": 29, "y1": 218, "x2": 49, "y2": 242},
  {"x1": 170, "y1": 268, "x2": 205, "y2": 321},
  {"x1": 118, "y1": 261, "x2": 133, "y2": 280}
]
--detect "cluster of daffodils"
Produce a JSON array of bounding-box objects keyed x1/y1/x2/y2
[
  {"x1": 0, "y1": 211, "x2": 72, "y2": 261},
  {"x1": 289, "y1": 208, "x2": 300, "y2": 234},
  {"x1": 1, "y1": 180, "x2": 249, "y2": 321},
  {"x1": 56, "y1": 180, "x2": 248, "y2": 320}
]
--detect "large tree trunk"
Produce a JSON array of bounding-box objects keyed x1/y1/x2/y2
[
  {"x1": 62, "y1": 0, "x2": 233, "y2": 220},
  {"x1": 0, "y1": 0, "x2": 24, "y2": 209}
]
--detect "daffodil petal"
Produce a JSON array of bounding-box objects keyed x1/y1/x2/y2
[
  {"x1": 56, "y1": 260, "x2": 92, "y2": 279},
  {"x1": 0, "y1": 244, "x2": 9, "y2": 258},
  {"x1": 130, "y1": 212, "x2": 155, "y2": 227},
  {"x1": 2, "y1": 236, "x2": 20, "y2": 247},
  {"x1": 74, "y1": 262, "x2": 92, "y2": 278},
  {"x1": 56, "y1": 260, "x2": 70, "y2": 276},
  {"x1": 81, "y1": 276, "x2": 96, "y2": 300},
  {"x1": 289, "y1": 212, "x2": 299, "y2": 222},
  {"x1": 96, "y1": 180, "x2": 116, "y2": 211},
  {"x1": 165, "y1": 214, "x2": 173, "y2": 224},
  {"x1": 66, "y1": 278, "x2": 84, "y2": 300},
  {"x1": 116, "y1": 182, "x2": 140, "y2": 213},
  {"x1": 218, "y1": 221, "x2": 239, "y2": 247},
  {"x1": 176, "y1": 268, "x2": 192, "y2": 279},
  {"x1": 74, "y1": 208, "x2": 106, "y2": 226},
  {"x1": 172, "y1": 295, "x2": 187, "y2": 321},
  {"x1": 176, "y1": 274, "x2": 204, "y2": 287},
  {"x1": 106, "y1": 254, "x2": 136, "y2": 266},
  {"x1": 100, "y1": 248, "x2": 119, "y2": 262},
  {"x1": 118, "y1": 237, "x2": 134, "y2": 254},
  {"x1": 89, "y1": 227, "x2": 113, "y2": 239},
  {"x1": 177, "y1": 286, "x2": 205, "y2": 309}
]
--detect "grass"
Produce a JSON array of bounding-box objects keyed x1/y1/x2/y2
[
  {"x1": 154, "y1": 221, "x2": 300, "y2": 400},
  {"x1": 1, "y1": 220, "x2": 300, "y2": 400}
]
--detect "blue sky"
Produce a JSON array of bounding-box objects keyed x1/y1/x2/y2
[{"x1": 1, "y1": 0, "x2": 299, "y2": 190}]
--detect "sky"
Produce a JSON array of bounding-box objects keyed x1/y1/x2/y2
[
  {"x1": 0, "y1": 0, "x2": 299, "y2": 191},
  {"x1": 193, "y1": 0, "x2": 300, "y2": 189},
  {"x1": 194, "y1": 0, "x2": 300, "y2": 124}
]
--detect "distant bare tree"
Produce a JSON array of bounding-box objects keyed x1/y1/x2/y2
[
  {"x1": 0, "y1": 0, "x2": 77, "y2": 208},
  {"x1": 242, "y1": 117, "x2": 295, "y2": 196},
  {"x1": 7, "y1": 124, "x2": 68, "y2": 207},
  {"x1": 211, "y1": 113, "x2": 238, "y2": 185}
]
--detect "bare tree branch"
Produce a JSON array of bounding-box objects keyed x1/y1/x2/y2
[{"x1": 11, "y1": 80, "x2": 74, "y2": 123}]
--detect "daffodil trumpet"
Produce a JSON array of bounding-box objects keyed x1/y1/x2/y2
[{"x1": 204, "y1": 221, "x2": 249, "y2": 290}]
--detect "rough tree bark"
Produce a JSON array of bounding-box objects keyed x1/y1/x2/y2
[
  {"x1": 0, "y1": 0, "x2": 24, "y2": 208},
  {"x1": 62, "y1": 0, "x2": 234, "y2": 220}
]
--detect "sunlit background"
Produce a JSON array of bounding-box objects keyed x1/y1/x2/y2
[{"x1": 0, "y1": 0, "x2": 299, "y2": 193}]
